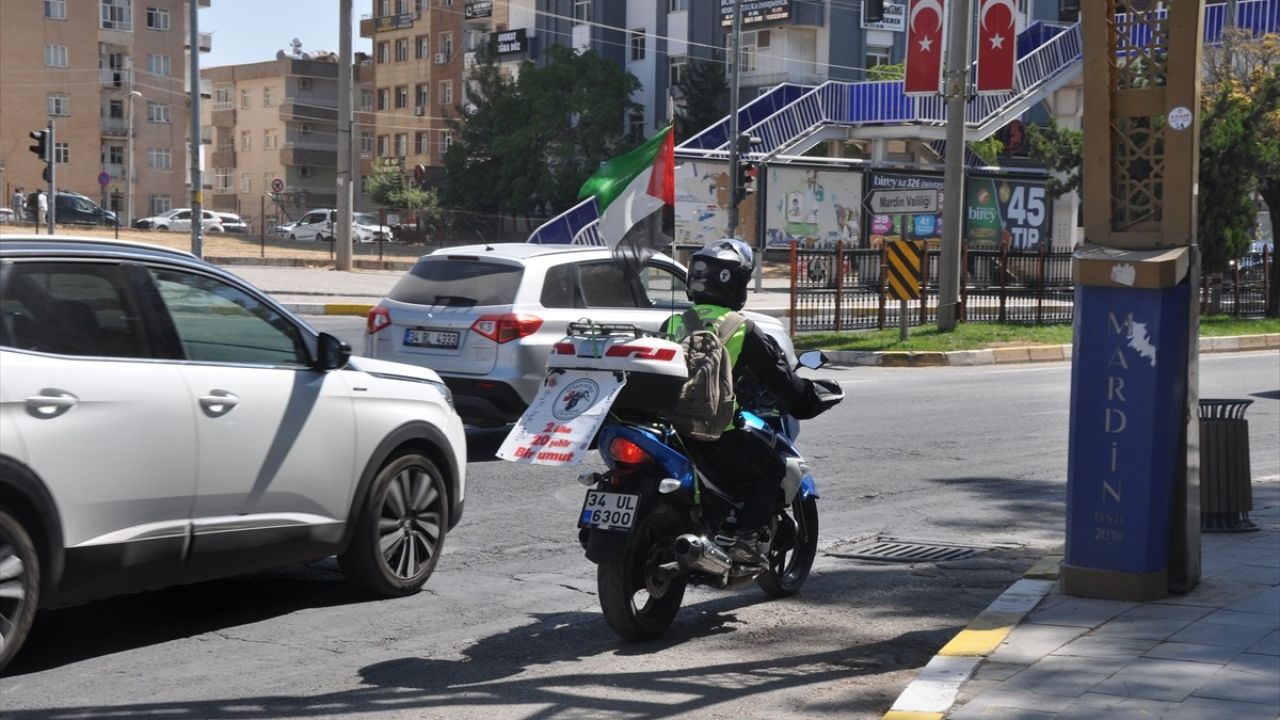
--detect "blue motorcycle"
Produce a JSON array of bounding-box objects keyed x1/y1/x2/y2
[{"x1": 501, "y1": 321, "x2": 843, "y2": 641}]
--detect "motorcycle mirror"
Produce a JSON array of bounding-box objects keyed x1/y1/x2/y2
[{"x1": 797, "y1": 350, "x2": 826, "y2": 370}]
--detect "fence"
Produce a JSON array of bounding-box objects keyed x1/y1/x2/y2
[{"x1": 788, "y1": 241, "x2": 1271, "y2": 334}]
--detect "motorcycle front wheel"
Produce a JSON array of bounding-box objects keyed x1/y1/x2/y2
[
  {"x1": 757, "y1": 495, "x2": 819, "y2": 598},
  {"x1": 597, "y1": 504, "x2": 687, "y2": 641}
]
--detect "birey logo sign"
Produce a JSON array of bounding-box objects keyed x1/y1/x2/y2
[{"x1": 964, "y1": 176, "x2": 1052, "y2": 250}]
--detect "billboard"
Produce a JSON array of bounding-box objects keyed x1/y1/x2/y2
[
  {"x1": 674, "y1": 161, "x2": 758, "y2": 248},
  {"x1": 863, "y1": 171, "x2": 946, "y2": 250},
  {"x1": 964, "y1": 175, "x2": 1052, "y2": 250},
  {"x1": 762, "y1": 166, "x2": 862, "y2": 250},
  {"x1": 720, "y1": 0, "x2": 792, "y2": 27}
]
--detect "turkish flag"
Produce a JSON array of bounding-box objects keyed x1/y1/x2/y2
[
  {"x1": 904, "y1": 0, "x2": 946, "y2": 96},
  {"x1": 976, "y1": 0, "x2": 1017, "y2": 93}
]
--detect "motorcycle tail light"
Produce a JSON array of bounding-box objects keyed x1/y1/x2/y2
[{"x1": 608, "y1": 438, "x2": 649, "y2": 466}]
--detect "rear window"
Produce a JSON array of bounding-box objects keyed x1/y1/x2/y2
[{"x1": 388, "y1": 258, "x2": 523, "y2": 306}]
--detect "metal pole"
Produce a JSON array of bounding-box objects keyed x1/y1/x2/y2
[
  {"x1": 336, "y1": 0, "x2": 354, "y2": 271},
  {"x1": 127, "y1": 58, "x2": 139, "y2": 228},
  {"x1": 937, "y1": 0, "x2": 972, "y2": 331},
  {"x1": 260, "y1": 194, "x2": 266, "y2": 258},
  {"x1": 188, "y1": 0, "x2": 203, "y2": 257},
  {"x1": 47, "y1": 120, "x2": 56, "y2": 234},
  {"x1": 726, "y1": 0, "x2": 742, "y2": 239}
]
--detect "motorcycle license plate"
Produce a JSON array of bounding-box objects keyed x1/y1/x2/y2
[{"x1": 579, "y1": 490, "x2": 639, "y2": 532}]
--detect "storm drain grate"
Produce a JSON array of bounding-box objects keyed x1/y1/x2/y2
[{"x1": 833, "y1": 537, "x2": 986, "y2": 564}]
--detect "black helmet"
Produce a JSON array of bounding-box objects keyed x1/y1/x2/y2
[{"x1": 687, "y1": 238, "x2": 754, "y2": 310}]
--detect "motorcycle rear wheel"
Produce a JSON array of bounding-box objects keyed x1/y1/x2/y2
[
  {"x1": 757, "y1": 495, "x2": 818, "y2": 597},
  {"x1": 597, "y1": 504, "x2": 687, "y2": 641}
]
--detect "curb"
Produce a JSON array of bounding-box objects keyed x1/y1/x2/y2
[{"x1": 881, "y1": 552, "x2": 1064, "y2": 720}]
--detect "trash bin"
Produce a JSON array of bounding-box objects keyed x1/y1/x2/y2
[{"x1": 1199, "y1": 398, "x2": 1258, "y2": 532}]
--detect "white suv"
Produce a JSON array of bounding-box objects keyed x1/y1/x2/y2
[
  {"x1": 288, "y1": 209, "x2": 392, "y2": 243},
  {"x1": 364, "y1": 243, "x2": 795, "y2": 426},
  {"x1": 0, "y1": 236, "x2": 467, "y2": 672}
]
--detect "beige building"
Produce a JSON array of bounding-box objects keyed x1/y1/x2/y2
[
  {"x1": 202, "y1": 50, "x2": 375, "y2": 221},
  {"x1": 0, "y1": 0, "x2": 211, "y2": 224}
]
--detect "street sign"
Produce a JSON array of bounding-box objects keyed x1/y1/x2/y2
[
  {"x1": 270, "y1": 177, "x2": 285, "y2": 193},
  {"x1": 886, "y1": 239, "x2": 925, "y2": 301},
  {"x1": 870, "y1": 188, "x2": 939, "y2": 215},
  {"x1": 98, "y1": 171, "x2": 111, "y2": 187}
]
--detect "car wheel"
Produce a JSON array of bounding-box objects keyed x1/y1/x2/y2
[
  {"x1": 0, "y1": 510, "x2": 40, "y2": 673},
  {"x1": 156, "y1": 224, "x2": 169, "y2": 231},
  {"x1": 339, "y1": 452, "x2": 448, "y2": 597},
  {"x1": 288, "y1": 233, "x2": 298, "y2": 241}
]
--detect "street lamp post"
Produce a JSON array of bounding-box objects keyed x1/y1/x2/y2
[{"x1": 126, "y1": 89, "x2": 142, "y2": 227}]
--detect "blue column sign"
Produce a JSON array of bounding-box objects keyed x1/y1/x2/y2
[{"x1": 1064, "y1": 282, "x2": 1190, "y2": 598}]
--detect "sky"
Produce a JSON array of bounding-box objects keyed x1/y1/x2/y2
[{"x1": 202, "y1": 1, "x2": 372, "y2": 69}]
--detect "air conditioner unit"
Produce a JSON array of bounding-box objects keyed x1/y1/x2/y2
[
  {"x1": 414, "y1": 105, "x2": 425, "y2": 116},
  {"x1": 434, "y1": 52, "x2": 449, "y2": 64}
]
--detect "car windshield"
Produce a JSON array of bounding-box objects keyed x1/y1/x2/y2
[
  {"x1": 388, "y1": 258, "x2": 523, "y2": 306},
  {"x1": 353, "y1": 213, "x2": 378, "y2": 225}
]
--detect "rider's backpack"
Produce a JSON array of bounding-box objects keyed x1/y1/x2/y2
[{"x1": 670, "y1": 308, "x2": 746, "y2": 441}]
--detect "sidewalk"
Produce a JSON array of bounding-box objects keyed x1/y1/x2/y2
[{"x1": 884, "y1": 480, "x2": 1280, "y2": 720}]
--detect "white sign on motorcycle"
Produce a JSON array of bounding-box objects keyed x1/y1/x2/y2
[{"x1": 497, "y1": 369, "x2": 627, "y2": 466}]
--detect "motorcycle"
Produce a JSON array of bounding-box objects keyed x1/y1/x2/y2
[{"x1": 498, "y1": 321, "x2": 844, "y2": 641}]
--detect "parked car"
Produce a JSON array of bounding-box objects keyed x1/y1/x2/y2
[
  {"x1": 0, "y1": 208, "x2": 14, "y2": 224},
  {"x1": 53, "y1": 192, "x2": 118, "y2": 227},
  {"x1": 0, "y1": 235, "x2": 467, "y2": 672},
  {"x1": 133, "y1": 208, "x2": 224, "y2": 232},
  {"x1": 214, "y1": 212, "x2": 249, "y2": 233},
  {"x1": 364, "y1": 243, "x2": 796, "y2": 426},
  {"x1": 288, "y1": 209, "x2": 392, "y2": 243}
]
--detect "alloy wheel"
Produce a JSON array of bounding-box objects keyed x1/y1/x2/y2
[{"x1": 377, "y1": 464, "x2": 444, "y2": 580}]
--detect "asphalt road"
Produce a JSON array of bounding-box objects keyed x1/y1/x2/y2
[{"x1": 2, "y1": 318, "x2": 1274, "y2": 720}]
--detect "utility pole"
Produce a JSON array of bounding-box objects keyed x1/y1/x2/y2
[
  {"x1": 336, "y1": 0, "x2": 354, "y2": 271},
  {"x1": 188, "y1": 0, "x2": 203, "y2": 257},
  {"x1": 725, "y1": 0, "x2": 742, "y2": 240},
  {"x1": 937, "y1": 0, "x2": 972, "y2": 331},
  {"x1": 46, "y1": 120, "x2": 56, "y2": 235}
]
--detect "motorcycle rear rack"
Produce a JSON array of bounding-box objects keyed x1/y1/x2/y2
[{"x1": 566, "y1": 320, "x2": 661, "y2": 339}]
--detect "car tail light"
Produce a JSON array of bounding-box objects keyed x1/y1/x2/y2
[
  {"x1": 471, "y1": 313, "x2": 542, "y2": 343},
  {"x1": 604, "y1": 345, "x2": 677, "y2": 361},
  {"x1": 552, "y1": 342, "x2": 576, "y2": 355},
  {"x1": 608, "y1": 438, "x2": 650, "y2": 466},
  {"x1": 367, "y1": 306, "x2": 392, "y2": 335}
]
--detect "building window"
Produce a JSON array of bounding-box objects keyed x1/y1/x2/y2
[
  {"x1": 865, "y1": 47, "x2": 892, "y2": 74},
  {"x1": 214, "y1": 168, "x2": 233, "y2": 192},
  {"x1": 213, "y1": 84, "x2": 233, "y2": 110},
  {"x1": 360, "y1": 88, "x2": 374, "y2": 112},
  {"x1": 150, "y1": 194, "x2": 172, "y2": 215},
  {"x1": 51, "y1": 142, "x2": 68, "y2": 164},
  {"x1": 298, "y1": 77, "x2": 313, "y2": 92},
  {"x1": 627, "y1": 111, "x2": 644, "y2": 142},
  {"x1": 415, "y1": 35, "x2": 429, "y2": 59},
  {"x1": 44, "y1": 45, "x2": 69, "y2": 67},
  {"x1": 263, "y1": 86, "x2": 275, "y2": 108},
  {"x1": 264, "y1": 129, "x2": 278, "y2": 150},
  {"x1": 360, "y1": 132, "x2": 374, "y2": 158},
  {"x1": 629, "y1": 29, "x2": 646, "y2": 61},
  {"x1": 146, "y1": 7, "x2": 170, "y2": 30},
  {"x1": 377, "y1": 135, "x2": 390, "y2": 156},
  {"x1": 668, "y1": 0, "x2": 688, "y2": 10},
  {"x1": 378, "y1": 0, "x2": 390, "y2": 14},
  {"x1": 395, "y1": 85, "x2": 408, "y2": 109},
  {"x1": 44, "y1": 0, "x2": 67, "y2": 20},
  {"x1": 395, "y1": 134, "x2": 408, "y2": 157},
  {"x1": 377, "y1": 88, "x2": 389, "y2": 111},
  {"x1": 415, "y1": 132, "x2": 428, "y2": 155},
  {"x1": 440, "y1": 80, "x2": 452, "y2": 106},
  {"x1": 241, "y1": 173, "x2": 253, "y2": 193},
  {"x1": 441, "y1": 130, "x2": 453, "y2": 153},
  {"x1": 442, "y1": 0, "x2": 453, "y2": 6},
  {"x1": 148, "y1": 148, "x2": 172, "y2": 170},
  {"x1": 47, "y1": 94, "x2": 70, "y2": 116},
  {"x1": 240, "y1": 130, "x2": 252, "y2": 151},
  {"x1": 573, "y1": 0, "x2": 591, "y2": 23},
  {"x1": 439, "y1": 32, "x2": 453, "y2": 58},
  {"x1": 377, "y1": 41, "x2": 389, "y2": 64},
  {"x1": 147, "y1": 101, "x2": 171, "y2": 123},
  {"x1": 395, "y1": 38, "x2": 409, "y2": 62},
  {"x1": 100, "y1": 0, "x2": 132, "y2": 30},
  {"x1": 415, "y1": 83, "x2": 429, "y2": 107},
  {"x1": 105, "y1": 145, "x2": 125, "y2": 165},
  {"x1": 669, "y1": 56, "x2": 688, "y2": 87},
  {"x1": 108, "y1": 98, "x2": 124, "y2": 119},
  {"x1": 147, "y1": 54, "x2": 171, "y2": 77}
]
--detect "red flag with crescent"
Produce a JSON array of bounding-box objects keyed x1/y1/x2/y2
[
  {"x1": 904, "y1": 0, "x2": 946, "y2": 95},
  {"x1": 976, "y1": 0, "x2": 1017, "y2": 93}
]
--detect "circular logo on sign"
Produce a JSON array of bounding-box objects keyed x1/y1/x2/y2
[
  {"x1": 553, "y1": 378, "x2": 599, "y2": 421},
  {"x1": 270, "y1": 177, "x2": 286, "y2": 193},
  {"x1": 1168, "y1": 106, "x2": 1193, "y2": 131}
]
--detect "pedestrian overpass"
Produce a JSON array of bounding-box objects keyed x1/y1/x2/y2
[{"x1": 529, "y1": 0, "x2": 1278, "y2": 246}]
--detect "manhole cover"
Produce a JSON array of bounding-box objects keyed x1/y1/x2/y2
[{"x1": 832, "y1": 537, "x2": 987, "y2": 563}]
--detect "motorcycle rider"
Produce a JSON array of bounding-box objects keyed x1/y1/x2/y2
[{"x1": 663, "y1": 239, "x2": 823, "y2": 564}]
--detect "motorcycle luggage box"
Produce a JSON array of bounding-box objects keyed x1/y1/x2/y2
[{"x1": 548, "y1": 332, "x2": 686, "y2": 417}]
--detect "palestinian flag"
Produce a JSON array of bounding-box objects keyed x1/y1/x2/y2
[{"x1": 578, "y1": 124, "x2": 675, "y2": 248}]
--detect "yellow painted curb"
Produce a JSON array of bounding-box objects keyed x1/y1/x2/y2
[
  {"x1": 325, "y1": 303, "x2": 375, "y2": 316},
  {"x1": 883, "y1": 712, "x2": 944, "y2": 720},
  {"x1": 935, "y1": 611, "x2": 1024, "y2": 657}
]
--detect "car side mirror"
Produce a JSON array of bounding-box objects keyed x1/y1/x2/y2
[
  {"x1": 797, "y1": 350, "x2": 826, "y2": 370},
  {"x1": 316, "y1": 332, "x2": 351, "y2": 371}
]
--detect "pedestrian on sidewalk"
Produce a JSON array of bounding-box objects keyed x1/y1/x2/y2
[
  {"x1": 36, "y1": 189, "x2": 48, "y2": 226},
  {"x1": 10, "y1": 187, "x2": 23, "y2": 218}
]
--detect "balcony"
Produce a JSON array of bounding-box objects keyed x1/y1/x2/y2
[
  {"x1": 100, "y1": 68, "x2": 130, "y2": 88},
  {"x1": 185, "y1": 31, "x2": 213, "y2": 53},
  {"x1": 103, "y1": 163, "x2": 127, "y2": 180},
  {"x1": 101, "y1": 118, "x2": 130, "y2": 138},
  {"x1": 279, "y1": 103, "x2": 337, "y2": 122},
  {"x1": 280, "y1": 147, "x2": 337, "y2": 167},
  {"x1": 211, "y1": 149, "x2": 236, "y2": 167},
  {"x1": 211, "y1": 108, "x2": 236, "y2": 127}
]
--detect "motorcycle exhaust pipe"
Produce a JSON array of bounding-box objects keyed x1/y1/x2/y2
[{"x1": 673, "y1": 534, "x2": 732, "y2": 577}]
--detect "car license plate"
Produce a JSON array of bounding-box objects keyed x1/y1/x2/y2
[
  {"x1": 579, "y1": 490, "x2": 639, "y2": 532},
  {"x1": 404, "y1": 328, "x2": 459, "y2": 349}
]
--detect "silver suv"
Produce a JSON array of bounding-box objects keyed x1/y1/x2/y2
[
  {"x1": 0, "y1": 236, "x2": 467, "y2": 672},
  {"x1": 364, "y1": 243, "x2": 795, "y2": 426}
]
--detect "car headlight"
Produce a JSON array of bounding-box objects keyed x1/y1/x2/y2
[{"x1": 428, "y1": 379, "x2": 454, "y2": 408}]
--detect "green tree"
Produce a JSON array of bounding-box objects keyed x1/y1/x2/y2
[
  {"x1": 673, "y1": 58, "x2": 728, "y2": 140},
  {"x1": 1026, "y1": 119, "x2": 1083, "y2": 200},
  {"x1": 365, "y1": 161, "x2": 443, "y2": 234}
]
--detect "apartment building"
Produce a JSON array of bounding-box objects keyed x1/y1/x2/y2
[
  {"x1": 202, "y1": 49, "x2": 375, "y2": 217},
  {"x1": 0, "y1": 0, "x2": 211, "y2": 224}
]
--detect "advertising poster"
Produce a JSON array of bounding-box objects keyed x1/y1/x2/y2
[
  {"x1": 964, "y1": 176, "x2": 1052, "y2": 250},
  {"x1": 763, "y1": 166, "x2": 862, "y2": 250},
  {"x1": 673, "y1": 161, "x2": 758, "y2": 248},
  {"x1": 497, "y1": 370, "x2": 627, "y2": 467},
  {"x1": 863, "y1": 171, "x2": 945, "y2": 250}
]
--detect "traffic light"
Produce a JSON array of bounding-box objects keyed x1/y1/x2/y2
[
  {"x1": 29, "y1": 129, "x2": 48, "y2": 160},
  {"x1": 735, "y1": 160, "x2": 757, "y2": 203},
  {"x1": 865, "y1": 0, "x2": 886, "y2": 22}
]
